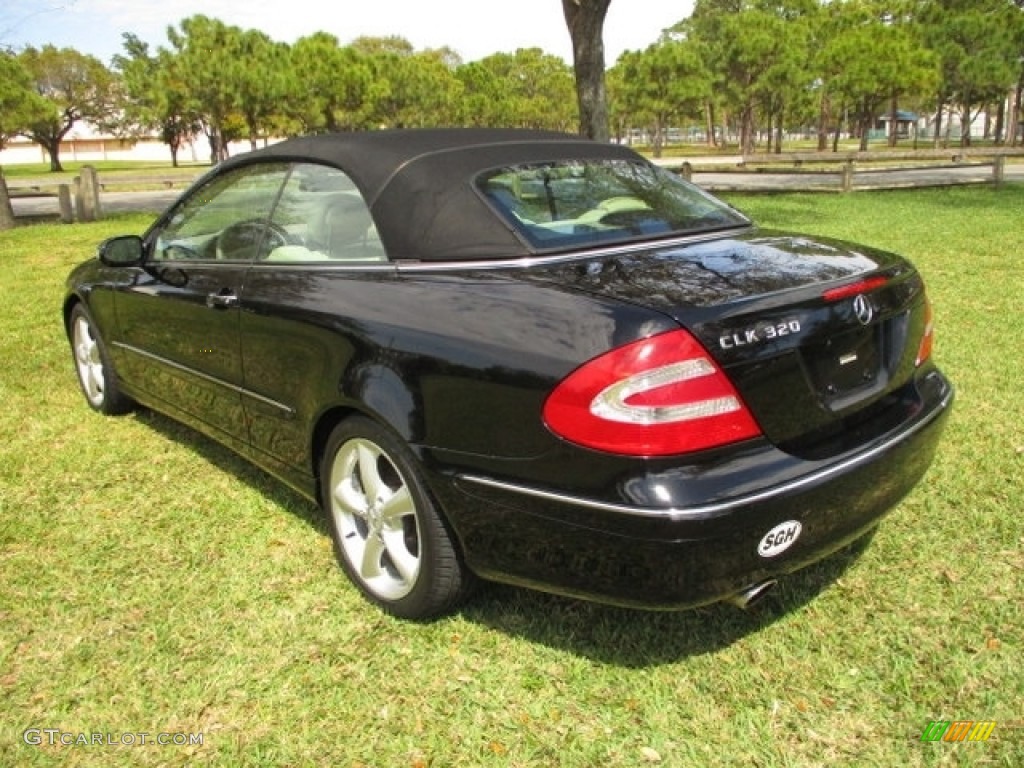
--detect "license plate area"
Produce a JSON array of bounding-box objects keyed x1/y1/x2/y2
[{"x1": 804, "y1": 326, "x2": 884, "y2": 407}]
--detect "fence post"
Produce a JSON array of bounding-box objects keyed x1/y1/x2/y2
[
  {"x1": 77, "y1": 165, "x2": 102, "y2": 221},
  {"x1": 841, "y1": 161, "x2": 855, "y2": 193},
  {"x1": 992, "y1": 155, "x2": 1005, "y2": 186},
  {"x1": 680, "y1": 161, "x2": 693, "y2": 182},
  {"x1": 73, "y1": 176, "x2": 84, "y2": 221},
  {"x1": 58, "y1": 184, "x2": 74, "y2": 223}
]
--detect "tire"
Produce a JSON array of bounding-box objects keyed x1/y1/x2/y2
[
  {"x1": 68, "y1": 303, "x2": 134, "y2": 416},
  {"x1": 320, "y1": 416, "x2": 472, "y2": 619}
]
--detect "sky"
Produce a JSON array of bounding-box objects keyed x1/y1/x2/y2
[{"x1": 1, "y1": 0, "x2": 694, "y2": 66}]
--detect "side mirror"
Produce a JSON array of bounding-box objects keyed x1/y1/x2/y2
[{"x1": 98, "y1": 235, "x2": 144, "y2": 267}]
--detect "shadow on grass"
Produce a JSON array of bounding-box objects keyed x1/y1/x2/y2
[
  {"x1": 459, "y1": 531, "x2": 876, "y2": 667},
  {"x1": 132, "y1": 407, "x2": 326, "y2": 534},
  {"x1": 130, "y1": 405, "x2": 875, "y2": 665}
]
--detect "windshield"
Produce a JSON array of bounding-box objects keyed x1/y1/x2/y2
[{"x1": 478, "y1": 159, "x2": 750, "y2": 251}]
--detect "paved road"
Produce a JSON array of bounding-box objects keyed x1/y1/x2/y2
[
  {"x1": 10, "y1": 161, "x2": 1023, "y2": 220},
  {"x1": 10, "y1": 188, "x2": 183, "y2": 219}
]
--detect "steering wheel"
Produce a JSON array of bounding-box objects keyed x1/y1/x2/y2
[{"x1": 215, "y1": 219, "x2": 290, "y2": 260}]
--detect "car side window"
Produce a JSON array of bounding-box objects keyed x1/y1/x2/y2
[
  {"x1": 264, "y1": 163, "x2": 386, "y2": 263},
  {"x1": 152, "y1": 163, "x2": 290, "y2": 262}
]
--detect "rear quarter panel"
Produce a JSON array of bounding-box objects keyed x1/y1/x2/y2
[{"x1": 237, "y1": 265, "x2": 676, "y2": 473}]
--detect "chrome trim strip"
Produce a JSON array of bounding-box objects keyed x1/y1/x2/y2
[
  {"x1": 209, "y1": 227, "x2": 753, "y2": 274},
  {"x1": 458, "y1": 388, "x2": 953, "y2": 521},
  {"x1": 113, "y1": 342, "x2": 296, "y2": 416},
  {"x1": 246, "y1": 261, "x2": 398, "y2": 273},
  {"x1": 393, "y1": 227, "x2": 753, "y2": 273}
]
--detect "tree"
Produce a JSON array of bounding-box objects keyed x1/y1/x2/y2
[
  {"x1": 562, "y1": 0, "x2": 612, "y2": 141},
  {"x1": 684, "y1": 2, "x2": 814, "y2": 155},
  {"x1": 1, "y1": 52, "x2": 49, "y2": 228},
  {"x1": 16, "y1": 45, "x2": 116, "y2": 171},
  {"x1": 919, "y1": 0, "x2": 1022, "y2": 146},
  {"x1": 458, "y1": 49, "x2": 576, "y2": 130},
  {"x1": 288, "y1": 34, "x2": 375, "y2": 132},
  {"x1": 112, "y1": 34, "x2": 202, "y2": 167},
  {"x1": 234, "y1": 30, "x2": 290, "y2": 150},
  {"x1": 164, "y1": 15, "x2": 250, "y2": 162},
  {"x1": 0, "y1": 52, "x2": 47, "y2": 148},
  {"x1": 614, "y1": 40, "x2": 712, "y2": 156},
  {"x1": 349, "y1": 37, "x2": 464, "y2": 129},
  {"x1": 1013, "y1": 1, "x2": 1024, "y2": 145},
  {"x1": 820, "y1": 10, "x2": 937, "y2": 151}
]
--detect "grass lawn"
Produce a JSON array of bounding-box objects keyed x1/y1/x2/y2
[{"x1": 1, "y1": 186, "x2": 1021, "y2": 766}]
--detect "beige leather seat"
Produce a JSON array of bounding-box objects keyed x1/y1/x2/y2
[{"x1": 310, "y1": 193, "x2": 385, "y2": 261}]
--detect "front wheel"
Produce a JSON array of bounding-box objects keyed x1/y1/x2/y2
[
  {"x1": 68, "y1": 303, "x2": 134, "y2": 415},
  {"x1": 320, "y1": 416, "x2": 472, "y2": 619}
]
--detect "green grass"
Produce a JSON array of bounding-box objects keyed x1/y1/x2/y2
[
  {"x1": 1, "y1": 187, "x2": 1022, "y2": 766},
  {"x1": 3, "y1": 161, "x2": 210, "y2": 179}
]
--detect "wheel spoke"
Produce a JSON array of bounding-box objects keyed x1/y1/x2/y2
[
  {"x1": 358, "y1": 534, "x2": 386, "y2": 580},
  {"x1": 379, "y1": 485, "x2": 413, "y2": 525},
  {"x1": 331, "y1": 444, "x2": 367, "y2": 516},
  {"x1": 381, "y1": 529, "x2": 419, "y2": 584},
  {"x1": 334, "y1": 475, "x2": 368, "y2": 518},
  {"x1": 89, "y1": 362, "x2": 104, "y2": 394},
  {"x1": 355, "y1": 441, "x2": 384, "y2": 502}
]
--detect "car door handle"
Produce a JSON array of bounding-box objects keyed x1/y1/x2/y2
[{"x1": 206, "y1": 290, "x2": 238, "y2": 309}]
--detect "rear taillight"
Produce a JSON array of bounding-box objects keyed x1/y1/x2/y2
[
  {"x1": 542, "y1": 329, "x2": 762, "y2": 457},
  {"x1": 916, "y1": 297, "x2": 934, "y2": 366}
]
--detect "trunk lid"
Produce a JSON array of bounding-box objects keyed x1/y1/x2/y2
[{"x1": 521, "y1": 230, "x2": 931, "y2": 457}]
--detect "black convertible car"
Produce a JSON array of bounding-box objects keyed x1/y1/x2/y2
[{"x1": 64, "y1": 129, "x2": 953, "y2": 619}]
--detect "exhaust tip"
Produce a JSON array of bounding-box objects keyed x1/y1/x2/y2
[{"x1": 727, "y1": 579, "x2": 777, "y2": 610}]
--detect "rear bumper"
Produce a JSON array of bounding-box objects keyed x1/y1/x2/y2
[{"x1": 438, "y1": 371, "x2": 954, "y2": 609}]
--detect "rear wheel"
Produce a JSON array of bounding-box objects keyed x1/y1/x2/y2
[
  {"x1": 68, "y1": 304, "x2": 134, "y2": 415},
  {"x1": 320, "y1": 416, "x2": 471, "y2": 619}
]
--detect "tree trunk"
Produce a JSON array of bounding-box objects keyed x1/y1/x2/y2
[
  {"x1": 42, "y1": 137, "x2": 64, "y2": 172},
  {"x1": 739, "y1": 104, "x2": 756, "y2": 155},
  {"x1": 933, "y1": 98, "x2": 944, "y2": 149},
  {"x1": 774, "y1": 104, "x2": 784, "y2": 154},
  {"x1": 888, "y1": 96, "x2": 898, "y2": 148},
  {"x1": 858, "y1": 100, "x2": 870, "y2": 151},
  {"x1": 562, "y1": 0, "x2": 612, "y2": 142},
  {"x1": 705, "y1": 101, "x2": 717, "y2": 148},
  {"x1": 652, "y1": 120, "x2": 664, "y2": 158},
  {"x1": 960, "y1": 100, "x2": 972, "y2": 147},
  {"x1": 817, "y1": 94, "x2": 830, "y2": 151},
  {"x1": 1014, "y1": 76, "x2": 1024, "y2": 147},
  {"x1": 0, "y1": 168, "x2": 16, "y2": 231}
]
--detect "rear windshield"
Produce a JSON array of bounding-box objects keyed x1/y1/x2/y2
[{"x1": 478, "y1": 159, "x2": 750, "y2": 251}]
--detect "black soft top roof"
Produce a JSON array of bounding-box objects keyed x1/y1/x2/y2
[{"x1": 220, "y1": 129, "x2": 644, "y2": 262}]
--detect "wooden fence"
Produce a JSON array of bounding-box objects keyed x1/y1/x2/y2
[{"x1": 666, "y1": 147, "x2": 1024, "y2": 192}]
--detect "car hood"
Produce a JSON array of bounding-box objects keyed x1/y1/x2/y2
[{"x1": 515, "y1": 229, "x2": 903, "y2": 314}]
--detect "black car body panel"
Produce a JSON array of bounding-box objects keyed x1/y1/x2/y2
[{"x1": 64, "y1": 129, "x2": 953, "y2": 615}]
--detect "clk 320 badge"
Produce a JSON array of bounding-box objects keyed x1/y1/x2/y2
[{"x1": 720, "y1": 319, "x2": 802, "y2": 350}]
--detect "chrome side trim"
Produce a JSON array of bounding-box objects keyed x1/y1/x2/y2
[
  {"x1": 202, "y1": 228, "x2": 753, "y2": 274},
  {"x1": 394, "y1": 227, "x2": 753, "y2": 273},
  {"x1": 113, "y1": 342, "x2": 296, "y2": 416},
  {"x1": 458, "y1": 388, "x2": 953, "y2": 521}
]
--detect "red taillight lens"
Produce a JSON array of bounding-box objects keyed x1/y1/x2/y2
[
  {"x1": 542, "y1": 329, "x2": 762, "y2": 457},
  {"x1": 916, "y1": 297, "x2": 934, "y2": 366}
]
